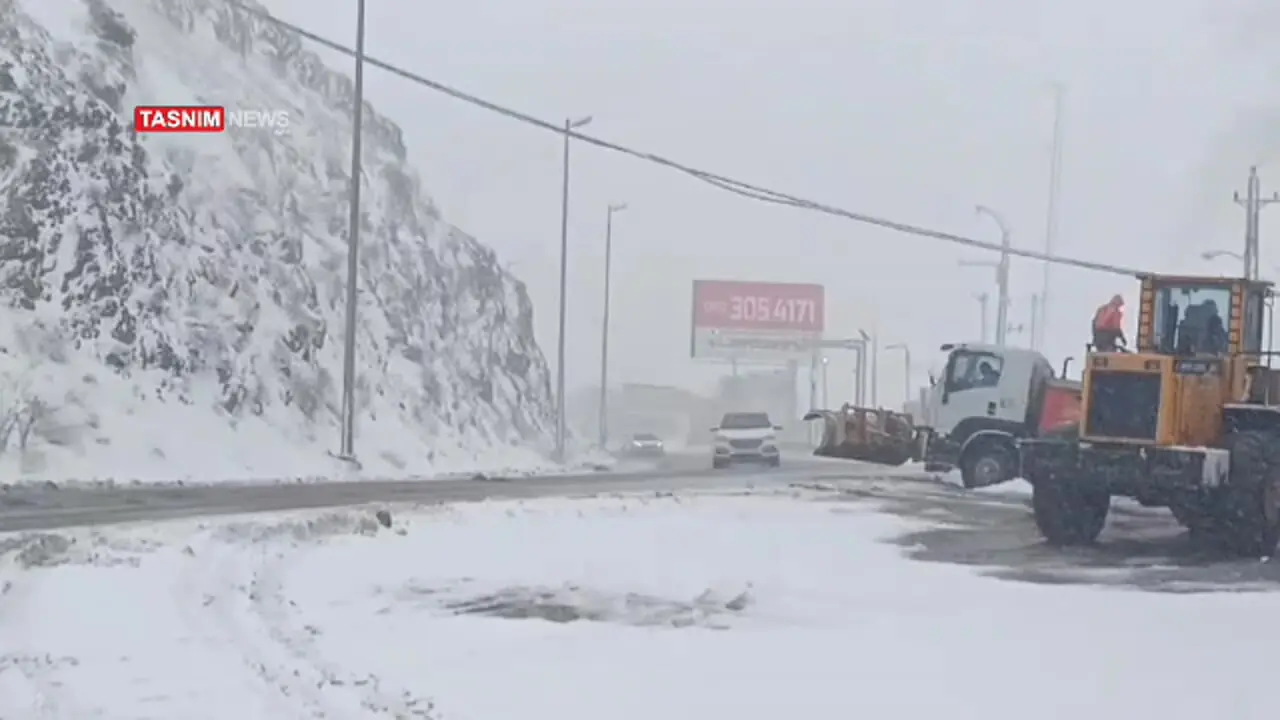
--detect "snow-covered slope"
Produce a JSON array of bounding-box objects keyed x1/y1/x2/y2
[{"x1": 0, "y1": 0, "x2": 557, "y2": 483}]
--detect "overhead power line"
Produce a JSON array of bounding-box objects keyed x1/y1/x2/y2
[{"x1": 222, "y1": 0, "x2": 1144, "y2": 278}]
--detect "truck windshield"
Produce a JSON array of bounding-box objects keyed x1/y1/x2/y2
[
  {"x1": 720, "y1": 413, "x2": 771, "y2": 429},
  {"x1": 1153, "y1": 284, "x2": 1231, "y2": 355}
]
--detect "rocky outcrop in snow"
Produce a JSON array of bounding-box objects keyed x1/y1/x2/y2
[{"x1": 0, "y1": 0, "x2": 554, "y2": 482}]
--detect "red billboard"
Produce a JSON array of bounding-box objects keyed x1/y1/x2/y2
[
  {"x1": 691, "y1": 280, "x2": 824, "y2": 360},
  {"x1": 693, "y1": 280, "x2": 824, "y2": 332}
]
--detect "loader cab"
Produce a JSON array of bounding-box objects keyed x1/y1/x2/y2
[
  {"x1": 1136, "y1": 275, "x2": 1269, "y2": 359},
  {"x1": 1082, "y1": 274, "x2": 1274, "y2": 447}
]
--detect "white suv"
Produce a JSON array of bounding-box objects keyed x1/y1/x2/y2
[{"x1": 711, "y1": 412, "x2": 781, "y2": 469}]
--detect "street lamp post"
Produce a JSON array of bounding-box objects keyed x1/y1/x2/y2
[
  {"x1": 973, "y1": 292, "x2": 990, "y2": 342},
  {"x1": 821, "y1": 357, "x2": 829, "y2": 408},
  {"x1": 338, "y1": 0, "x2": 368, "y2": 462},
  {"x1": 1201, "y1": 249, "x2": 1246, "y2": 277},
  {"x1": 885, "y1": 343, "x2": 910, "y2": 409},
  {"x1": 857, "y1": 329, "x2": 871, "y2": 407},
  {"x1": 554, "y1": 115, "x2": 593, "y2": 463},
  {"x1": 598, "y1": 202, "x2": 627, "y2": 448},
  {"x1": 971, "y1": 204, "x2": 1012, "y2": 346}
]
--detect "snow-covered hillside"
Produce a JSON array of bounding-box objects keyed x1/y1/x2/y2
[{"x1": 0, "y1": 0, "x2": 556, "y2": 483}]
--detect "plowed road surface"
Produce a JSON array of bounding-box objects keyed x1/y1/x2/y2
[
  {"x1": 5, "y1": 453, "x2": 1279, "y2": 593},
  {"x1": 0, "y1": 452, "x2": 848, "y2": 532}
]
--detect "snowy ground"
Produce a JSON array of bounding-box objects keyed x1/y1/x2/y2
[{"x1": 2, "y1": 487, "x2": 1277, "y2": 719}]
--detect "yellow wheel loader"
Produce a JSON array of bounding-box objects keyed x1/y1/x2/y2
[{"x1": 1019, "y1": 274, "x2": 1280, "y2": 556}]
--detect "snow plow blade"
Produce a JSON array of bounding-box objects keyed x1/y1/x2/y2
[{"x1": 803, "y1": 405, "x2": 917, "y2": 466}]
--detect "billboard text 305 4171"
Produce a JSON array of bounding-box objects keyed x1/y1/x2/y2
[{"x1": 690, "y1": 280, "x2": 824, "y2": 362}]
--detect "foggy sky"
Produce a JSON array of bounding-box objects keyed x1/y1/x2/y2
[{"x1": 261, "y1": 0, "x2": 1265, "y2": 409}]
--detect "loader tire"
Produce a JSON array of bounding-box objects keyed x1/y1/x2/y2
[
  {"x1": 1210, "y1": 430, "x2": 1280, "y2": 557},
  {"x1": 1031, "y1": 475, "x2": 1109, "y2": 546}
]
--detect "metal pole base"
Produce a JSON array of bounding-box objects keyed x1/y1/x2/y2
[{"x1": 328, "y1": 451, "x2": 363, "y2": 470}]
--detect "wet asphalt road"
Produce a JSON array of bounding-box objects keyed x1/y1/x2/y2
[
  {"x1": 6, "y1": 449, "x2": 1280, "y2": 593},
  {"x1": 798, "y1": 474, "x2": 1280, "y2": 593},
  {"x1": 0, "y1": 450, "x2": 845, "y2": 533}
]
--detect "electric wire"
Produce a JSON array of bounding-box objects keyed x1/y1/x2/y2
[{"x1": 223, "y1": 0, "x2": 1144, "y2": 278}]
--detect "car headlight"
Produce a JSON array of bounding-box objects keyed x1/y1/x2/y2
[{"x1": 715, "y1": 435, "x2": 729, "y2": 443}]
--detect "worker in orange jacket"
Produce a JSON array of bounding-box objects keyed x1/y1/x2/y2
[{"x1": 1092, "y1": 294, "x2": 1125, "y2": 351}]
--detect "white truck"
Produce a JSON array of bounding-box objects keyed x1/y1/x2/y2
[
  {"x1": 808, "y1": 342, "x2": 1080, "y2": 488},
  {"x1": 916, "y1": 343, "x2": 1080, "y2": 488}
]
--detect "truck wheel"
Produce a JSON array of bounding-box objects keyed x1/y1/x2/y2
[
  {"x1": 1212, "y1": 430, "x2": 1280, "y2": 557},
  {"x1": 1031, "y1": 475, "x2": 1109, "y2": 546},
  {"x1": 960, "y1": 440, "x2": 1016, "y2": 489}
]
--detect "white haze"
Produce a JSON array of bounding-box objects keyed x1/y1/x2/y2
[{"x1": 259, "y1": 0, "x2": 1258, "y2": 409}]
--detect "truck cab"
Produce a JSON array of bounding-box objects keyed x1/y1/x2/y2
[{"x1": 919, "y1": 342, "x2": 1080, "y2": 488}]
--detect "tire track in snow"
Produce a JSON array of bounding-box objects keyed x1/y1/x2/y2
[
  {"x1": 0, "y1": 568, "x2": 83, "y2": 718},
  {"x1": 177, "y1": 516, "x2": 435, "y2": 718},
  {"x1": 248, "y1": 534, "x2": 437, "y2": 717},
  {"x1": 176, "y1": 539, "x2": 339, "y2": 718}
]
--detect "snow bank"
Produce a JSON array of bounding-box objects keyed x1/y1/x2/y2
[{"x1": 2, "y1": 492, "x2": 1278, "y2": 718}]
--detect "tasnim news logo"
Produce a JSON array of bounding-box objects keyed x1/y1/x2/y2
[{"x1": 133, "y1": 105, "x2": 290, "y2": 135}]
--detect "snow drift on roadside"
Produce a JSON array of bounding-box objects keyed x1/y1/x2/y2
[{"x1": 2, "y1": 492, "x2": 1278, "y2": 718}]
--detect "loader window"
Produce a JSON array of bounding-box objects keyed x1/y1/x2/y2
[
  {"x1": 1245, "y1": 290, "x2": 1264, "y2": 353},
  {"x1": 1153, "y1": 284, "x2": 1231, "y2": 356},
  {"x1": 946, "y1": 351, "x2": 1003, "y2": 392}
]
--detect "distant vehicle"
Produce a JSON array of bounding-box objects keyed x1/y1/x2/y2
[
  {"x1": 623, "y1": 432, "x2": 665, "y2": 457},
  {"x1": 711, "y1": 412, "x2": 781, "y2": 469}
]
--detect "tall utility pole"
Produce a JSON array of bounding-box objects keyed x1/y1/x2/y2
[
  {"x1": 885, "y1": 343, "x2": 910, "y2": 408},
  {"x1": 974, "y1": 205, "x2": 1011, "y2": 346},
  {"x1": 1039, "y1": 83, "x2": 1065, "y2": 351},
  {"x1": 1234, "y1": 166, "x2": 1279, "y2": 281},
  {"x1": 554, "y1": 115, "x2": 592, "y2": 463},
  {"x1": 597, "y1": 202, "x2": 626, "y2": 448},
  {"x1": 338, "y1": 0, "x2": 368, "y2": 462},
  {"x1": 974, "y1": 292, "x2": 990, "y2": 342},
  {"x1": 1029, "y1": 294, "x2": 1039, "y2": 350},
  {"x1": 851, "y1": 343, "x2": 866, "y2": 406}
]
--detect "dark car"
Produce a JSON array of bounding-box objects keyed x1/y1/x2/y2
[{"x1": 622, "y1": 433, "x2": 665, "y2": 457}]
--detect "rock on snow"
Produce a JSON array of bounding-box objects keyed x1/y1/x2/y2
[{"x1": 0, "y1": 0, "x2": 556, "y2": 483}]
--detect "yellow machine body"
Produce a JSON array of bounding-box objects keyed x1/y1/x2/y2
[{"x1": 1079, "y1": 275, "x2": 1271, "y2": 448}]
